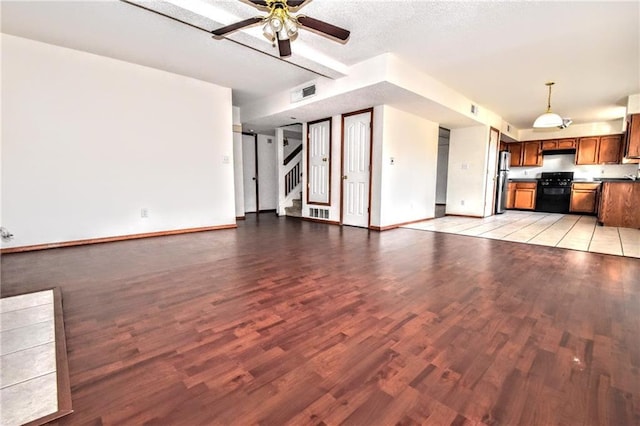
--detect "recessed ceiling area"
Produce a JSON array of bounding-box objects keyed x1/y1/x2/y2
[{"x1": 2, "y1": 0, "x2": 638, "y2": 131}]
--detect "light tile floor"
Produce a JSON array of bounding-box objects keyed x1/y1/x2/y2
[
  {"x1": 0, "y1": 290, "x2": 58, "y2": 426},
  {"x1": 403, "y1": 211, "x2": 640, "y2": 258}
]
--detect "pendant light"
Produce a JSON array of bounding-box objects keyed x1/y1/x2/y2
[{"x1": 533, "y1": 82, "x2": 564, "y2": 128}]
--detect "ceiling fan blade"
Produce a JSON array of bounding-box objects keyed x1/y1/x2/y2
[
  {"x1": 212, "y1": 17, "x2": 263, "y2": 37},
  {"x1": 247, "y1": 0, "x2": 269, "y2": 6},
  {"x1": 297, "y1": 16, "x2": 350, "y2": 41},
  {"x1": 277, "y1": 38, "x2": 292, "y2": 58},
  {"x1": 287, "y1": 0, "x2": 311, "y2": 7}
]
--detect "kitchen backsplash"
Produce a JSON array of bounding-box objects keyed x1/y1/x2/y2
[{"x1": 508, "y1": 154, "x2": 639, "y2": 179}]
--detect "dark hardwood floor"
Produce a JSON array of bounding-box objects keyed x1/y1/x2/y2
[{"x1": 1, "y1": 214, "x2": 639, "y2": 425}]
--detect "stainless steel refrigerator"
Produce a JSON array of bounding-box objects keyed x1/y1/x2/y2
[{"x1": 495, "y1": 151, "x2": 511, "y2": 214}]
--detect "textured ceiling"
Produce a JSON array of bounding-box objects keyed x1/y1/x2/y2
[{"x1": 2, "y1": 0, "x2": 638, "y2": 130}]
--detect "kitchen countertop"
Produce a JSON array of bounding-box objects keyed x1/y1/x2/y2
[
  {"x1": 594, "y1": 178, "x2": 640, "y2": 183},
  {"x1": 508, "y1": 177, "x2": 640, "y2": 183}
]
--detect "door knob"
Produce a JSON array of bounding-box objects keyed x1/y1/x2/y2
[
  {"x1": 343, "y1": 175, "x2": 348, "y2": 180},
  {"x1": 322, "y1": 158, "x2": 327, "y2": 162},
  {"x1": 252, "y1": 177, "x2": 256, "y2": 181}
]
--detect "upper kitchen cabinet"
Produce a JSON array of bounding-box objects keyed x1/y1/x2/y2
[
  {"x1": 508, "y1": 143, "x2": 523, "y2": 167},
  {"x1": 624, "y1": 113, "x2": 640, "y2": 159},
  {"x1": 599, "y1": 135, "x2": 623, "y2": 163},
  {"x1": 507, "y1": 141, "x2": 543, "y2": 167},
  {"x1": 541, "y1": 138, "x2": 577, "y2": 150},
  {"x1": 576, "y1": 137, "x2": 599, "y2": 164},
  {"x1": 522, "y1": 141, "x2": 542, "y2": 166},
  {"x1": 576, "y1": 135, "x2": 622, "y2": 165}
]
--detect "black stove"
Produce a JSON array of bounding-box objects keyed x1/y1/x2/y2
[{"x1": 536, "y1": 172, "x2": 574, "y2": 213}]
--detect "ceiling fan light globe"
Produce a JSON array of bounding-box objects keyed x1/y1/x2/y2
[
  {"x1": 533, "y1": 112, "x2": 564, "y2": 128},
  {"x1": 278, "y1": 29, "x2": 289, "y2": 40},
  {"x1": 283, "y1": 18, "x2": 298, "y2": 37},
  {"x1": 270, "y1": 17, "x2": 283, "y2": 32},
  {"x1": 263, "y1": 22, "x2": 275, "y2": 41}
]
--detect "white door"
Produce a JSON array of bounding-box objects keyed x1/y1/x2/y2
[
  {"x1": 308, "y1": 120, "x2": 331, "y2": 205},
  {"x1": 242, "y1": 134, "x2": 257, "y2": 213},
  {"x1": 342, "y1": 111, "x2": 371, "y2": 228}
]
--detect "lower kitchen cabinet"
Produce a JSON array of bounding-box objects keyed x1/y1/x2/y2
[
  {"x1": 512, "y1": 182, "x2": 537, "y2": 210},
  {"x1": 506, "y1": 182, "x2": 516, "y2": 209},
  {"x1": 570, "y1": 182, "x2": 600, "y2": 214},
  {"x1": 597, "y1": 182, "x2": 640, "y2": 228}
]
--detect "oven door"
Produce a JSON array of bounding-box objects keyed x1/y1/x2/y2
[{"x1": 535, "y1": 186, "x2": 571, "y2": 213}]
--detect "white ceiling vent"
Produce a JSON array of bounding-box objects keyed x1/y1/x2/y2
[{"x1": 291, "y1": 83, "x2": 316, "y2": 103}]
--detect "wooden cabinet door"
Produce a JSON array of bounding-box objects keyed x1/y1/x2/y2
[
  {"x1": 506, "y1": 182, "x2": 516, "y2": 209},
  {"x1": 576, "y1": 137, "x2": 599, "y2": 164},
  {"x1": 627, "y1": 114, "x2": 640, "y2": 158},
  {"x1": 514, "y1": 188, "x2": 536, "y2": 210},
  {"x1": 598, "y1": 135, "x2": 622, "y2": 164},
  {"x1": 598, "y1": 182, "x2": 640, "y2": 227},
  {"x1": 541, "y1": 140, "x2": 558, "y2": 150},
  {"x1": 508, "y1": 143, "x2": 523, "y2": 167},
  {"x1": 570, "y1": 190, "x2": 597, "y2": 213},
  {"x1": 557, "y1": 138, "x2": 577, "y2": 149},
  {"x1": 522, "y1": 141, "x2": 541, "y2": 166}
]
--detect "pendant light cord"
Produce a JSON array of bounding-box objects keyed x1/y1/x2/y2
[{"x1": 546, "y1": 82, "x2": 554, "y2": 113}]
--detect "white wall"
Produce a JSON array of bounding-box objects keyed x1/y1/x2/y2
[
  {"x1": 1, "y1": 34, "x2": 235, "y2": 248},
  {"x1": 283, "y1": 135, "x2": 302, "y2": 159},
  {"x1": 232, "y1": 107, "x2": 244, "y2": 218},
  {"x1": 447, "y1": 126, "x2": 490, "y2": 217},
  {"x1": 375, "y1": 106, "x2": 439, "y2": 227},
  {"x1": 628, "y1": 94, "x2": 640, "y2": 114},
  {"x1": 508, "y1": 154, "x2": 639, "y2": 179},
  {"x1": 257, "y1": 134, "x2": 277, "y2": 210}
]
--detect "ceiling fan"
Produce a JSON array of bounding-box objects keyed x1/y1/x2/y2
[{"x1": 212, "y1": 0, "x2": 350, "y2": 58}]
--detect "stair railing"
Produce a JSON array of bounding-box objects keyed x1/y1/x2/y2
[{"x1": 284, "y1": 161, "x2": 301, "y2": 197}]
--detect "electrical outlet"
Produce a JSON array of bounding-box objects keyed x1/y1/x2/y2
[
  {"x1": 223, "y1": 155, "x2": 230, "y2": 164},
  {"x1": 141, "y1": 208, "x2": 149, "y2": 218},
  {"x1": 461, "y1": 200, "x2": 465, "y2": 206}
]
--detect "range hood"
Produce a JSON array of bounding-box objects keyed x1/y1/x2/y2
[{"x1": 542, "y1": 148, "x2": 576, "y2": 156}]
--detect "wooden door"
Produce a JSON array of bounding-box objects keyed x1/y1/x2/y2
[
  {"x1": 576, "y1": 137, "x2": 599, "y2": 164},
  {"x1": 506, "y1": 182, "x2": 516, "y2": 209},
  {"x1": 557, "y1": 138, "x2": 577, "y2": 149},
  {"x1": 514, "y1": 188, "x2": 536, "y2": 210},
  {"x1": 570, "y1": 189, "x2": 597, "y2": 213},
  {"x1": 598, "y1": 135, "x2": 622, "y2": 164},
  {"x1": 307, "y1": 119, "x2": 331, "y2": 205},
  {"x1": 342, "y1": 110, "x2": 372, "y2": 228},
  {"x1": 507, "y1": 143, "x2": 522, "y2": 167},
  {"x1": 627, "y1": 114, "x2": 640, "y2": 158},
  {"x1": 522, "y1": 141, "x2": 542, "y2": 166},
  {"x1": 242, "y1": 134, "x2": 258, "y2": 213}
]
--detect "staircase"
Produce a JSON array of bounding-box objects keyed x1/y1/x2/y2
[{"x1": 285, "y1": 193, "x2": 302, "y2": 217}]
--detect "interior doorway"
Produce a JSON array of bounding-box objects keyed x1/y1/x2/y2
[
  {"x1": 242, "y1": 133, "x2": 258, "y2": 213},
  {"x1": 435, "y1": 127, "x2": 450, "y2": 218}
]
